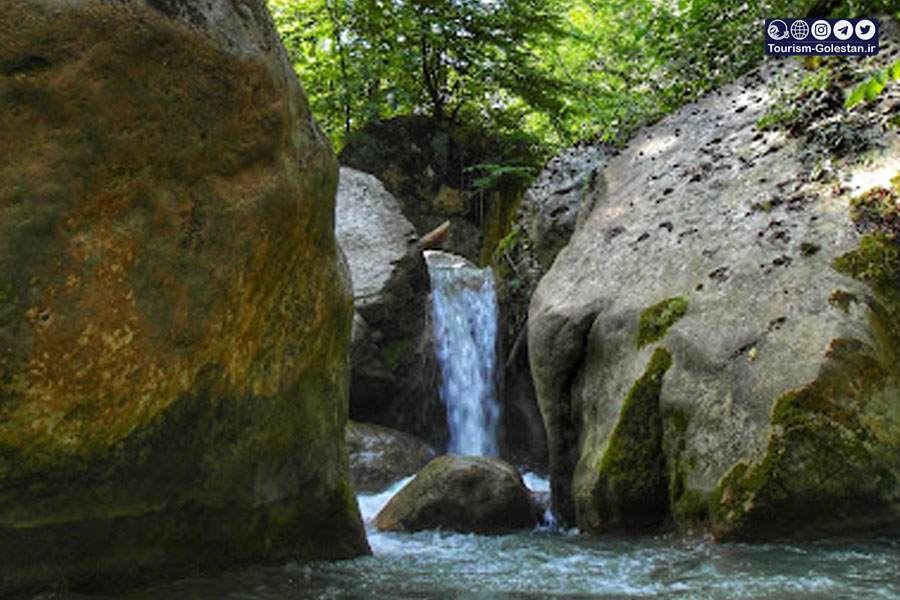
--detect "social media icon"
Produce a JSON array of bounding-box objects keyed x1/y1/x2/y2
[
  {"x1": 856, "y1": 19, "x2": 876, "y2": 41},
  {"x1": 790, "y1": 20, "x2": 810, "y2": 40},
  {"x1": 811, "y1": 20, "x2": 831, "y2": 40},
  {"x1": 767, "y1": 19, "x2": 789, "y2": 40},
  {"x1": 833, "y1": 19, "x2": 853, "y2": 40}
]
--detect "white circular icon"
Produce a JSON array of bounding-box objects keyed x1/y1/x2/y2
[
  {"x1": 767, "y1": 19, "x2": 789, "y2": 40},
  {"x1": 790, "y1": 20, "x2": 810, "y2": 40},
  {"x1": 811, "y1": 20, "x2": 831, "y2": 40},
  {"x1": 856, "y1": 19, "x2": 876, "y2": 41},
  {"x1": 833, "y1": 19, "x2": 853, "y2": 40}
]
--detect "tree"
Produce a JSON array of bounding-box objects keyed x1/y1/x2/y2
[{"x1": 269, "y1": 0, "x2": 572, "y2": 148}]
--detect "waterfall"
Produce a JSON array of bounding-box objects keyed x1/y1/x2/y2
[{"x1": 425, "y1": 251, "x2": 500, "y2": 457}]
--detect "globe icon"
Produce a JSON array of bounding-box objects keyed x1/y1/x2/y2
[{"x1": 790, "y1": 20, "x2": 810, "y2": 40}]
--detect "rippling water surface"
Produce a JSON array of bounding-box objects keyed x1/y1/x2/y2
[
  {"x1": 56, "y1": 530, "x2": 900, "y2": 600},
  {"x1": 52, "y1": 476, "x2": 900, "y2": 600}
]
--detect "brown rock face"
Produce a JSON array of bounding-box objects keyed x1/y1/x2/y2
[
  {"x1": 0, "y1": 0, "x2": 367, "y2": 595},
  {"x1": 374, "y1": 455, "x2": 536, "y2": 533}
]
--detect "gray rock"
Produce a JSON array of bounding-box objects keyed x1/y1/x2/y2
[
  {"x1": 375, "y1": 455, "x2": 536, "y2": 533},
  {"x1": 529, "y1": 19, "x2": 900, "y2": 541},
  {"x1": 520, "y1": 145, "x2": 607, "y2": 270},
  {"x1": 336, "y1": 168, "x2": 444, "y2": 444},
  {"x1": 346, "y1": 421, "x2": 436, "y2": 492},
  {"x1": 337, "y1": 167, "x2": 422, "y2": 319}
]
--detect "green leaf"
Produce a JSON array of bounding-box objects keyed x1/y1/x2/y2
[{"x1": 846, "y1": 83, "x2": 866, "y2": 108}]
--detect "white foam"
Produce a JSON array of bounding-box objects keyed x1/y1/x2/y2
[
  {"x1": 356, "y1": 475, "x2": 415, "y2": 525},
  {"x1": 426, "y1": 253, "x2": 500, "y2": 457}
]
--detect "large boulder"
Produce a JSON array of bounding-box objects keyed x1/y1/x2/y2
[
  {"x1": 530, "y1": 23, "x2": 900, "y2": 540},
  {"x1": 0, "y1": 1, "x2": 367, "y2": 596},
  {"x1": 335, "y1": 167, "x2": 444, "y2": 444},
  {"x1": 346, "y1": 421, "x2": 435, "y2": 492},
  {"x1": 374, "y1": 455, "x2": 535, "y2": 533}
]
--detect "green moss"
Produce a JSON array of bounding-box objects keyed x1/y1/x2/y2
[
  {"x1": 848, "y1": 187, "x2": 900, "y2": 237},
  {"x1": 590, "y1": 347, "x2": 672, "y2": 531},
  {"x1": 834, "y1": 232, "x2": 900, "y2": 296},
  {"x1": 800, "y1": 241, "x2": 820, "y2": 256},
  {"x1": 829, "y1": 289, "x2": 858, "y2": 313},
  {"x1": 662, "y1": 407, "x2": 709, "y2": 529},
  {"x1": 637, "y1": 297, "x2": 688, "y2": 348},
  {"x1": 380, "y1": 339, "x2": 412, "y2": 370},
  {"x1": 710, "y1": 337, "x2": 899, "y2": 541}
]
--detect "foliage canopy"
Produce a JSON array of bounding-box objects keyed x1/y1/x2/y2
[{"x1": 270, "y1": 0, "x2": 897, "y2": 154}]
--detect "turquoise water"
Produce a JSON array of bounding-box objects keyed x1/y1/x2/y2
[
  {"x1": 48, "y1": 476, "x2": 900, "y2": 600},
  {"x1": 55, "y1": 530, "x2": 900, "y2": 600}
]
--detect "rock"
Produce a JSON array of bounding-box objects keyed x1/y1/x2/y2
[
  {"x1": 0, "y1": 1, "x2": 367, "y2": 596},
  {"x1": 520, "y1": 144, "x2": 607, "y2": 270},
  {"x1": 335, "y1": 167, "x2": 444, "y2": 444},
  {"x1": 501, "y1": 331, "x2": 549, "y2": 473},
  {"x1": 374, "y1": 455, "x2": 536, "y2": 533},
  {"x1": 339, "y1": 116, "x2": 537, "y2": 263},
  {"x1": 530, "y1": 490, "x2": 552, "y2": 524},
  {"x1": 346, "y1": 421, "x2": 436, "y2": 492},
  {"x1": 529, "y1": 18, "x2": 900, "y2": 541}
]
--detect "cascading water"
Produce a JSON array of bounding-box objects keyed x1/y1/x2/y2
[{"x1": 425, "y1": 250, "x2": 500, "y2": 457}]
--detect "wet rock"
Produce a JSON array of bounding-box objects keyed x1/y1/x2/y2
[
  {"x1": 375, "y1": 455, "x2": 536, "y2": 533},
  {"x1": 335, "y1": 167, "x2": 444, "y2": 444},
  {"x1": 529, "y1": 17, "x2": 900, "y2": 540},
  {"x1": 0, "y1": 1, "x2": 367, "y2": 596},
  {"x1": 346, "y1": 422, "x2": 436, "y2": 492}
]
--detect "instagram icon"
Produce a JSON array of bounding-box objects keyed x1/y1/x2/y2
[{"x1": 811, "y1": 19, "x2": 831, "y2": 40}]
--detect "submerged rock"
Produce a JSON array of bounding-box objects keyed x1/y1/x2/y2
[
  {"x1": 0, "y1": 0, "x2": 367, "y2": 595},
  {"x1": 530, "y1": 19, "x2": 900, "y2": 540},
  {"x1": 374, "y1": 455, "x2": 535, "y2": 533},
  {"x1": 335, "y1": 167, "x2": 444, "y2": 444},
  {"x1": 346, "y1": 421, "x2": 436, "y2": 492}
]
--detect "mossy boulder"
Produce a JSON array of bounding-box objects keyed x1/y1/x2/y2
[
  {"x1": 529, "y1": 18, "x2": 900, "y2": 540},
  {"x1": 0, "y1": 0, "x2": 367, "y2": 596},
  {"x1": 335, "y1": 168, "x2": 444, "y2": 444},
  {"x1": 374, "y1": 455, "x2": 535, "y2": 533}
]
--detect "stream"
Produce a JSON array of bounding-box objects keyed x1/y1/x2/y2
[
  {"x1": 53, "y1": 473, "x2": 900, "y2": 600},
  {"x1": 42, "y1": 253, "x2": 900, "y2": 600}
]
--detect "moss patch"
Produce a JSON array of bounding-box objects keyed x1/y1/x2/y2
[
  {"x1": 637, "y1": 297, "x2": 688, "y2": 348},
  {"x1": 710, "y1": 338, "x2": 900, "y2": 541},
  {"x1": 834, "y1": 233, "x2": 900, "y2": 315},
  {"x1": 589, "y1": 347, "x2": 672, "y2": 532},
  {"x1": 848, "y1": 186, "x2": 900, "y2": 237},
  {"x1": 828, "y1": 289, "x2": 858, "y2": 313},
  {"x1": 663, "y1": 407, "x2": 709, "y2": 530}
]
